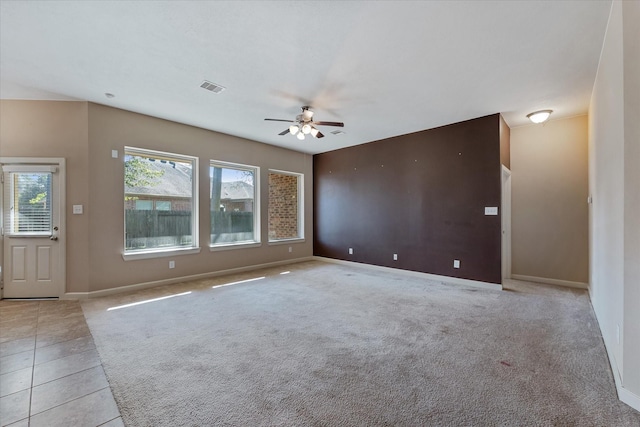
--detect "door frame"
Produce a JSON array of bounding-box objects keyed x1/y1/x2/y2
[
  {"x1": 501, "y1": 165, "x2": 512, "y2": 281},
  {"x1": 0, "y1": 157, "x2": 66, "y2": 299}
]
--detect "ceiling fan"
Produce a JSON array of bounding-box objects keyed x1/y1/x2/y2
[{"x1": 264, "y1": 106, "x2": 344, "y2": 140}]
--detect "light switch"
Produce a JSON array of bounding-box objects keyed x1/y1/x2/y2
[
  {"x1": 111, "y1": 150, "x2": 118, "y2": 159},
  {"x1": 73, "y1": 205, "x2": 83, "y2": 214},
  {"x1": 484, "y1": 207, "x2": 498, "y2": 215},
  {"x1": 454, "y1": 260, "x2": 460, "y2": 269}
]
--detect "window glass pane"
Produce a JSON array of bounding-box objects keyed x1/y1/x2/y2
[
  {"x1": 135, "y1": 200, "x2": 153, "y2": 210},
  {"x1": 268, "y1": 172, "x2": 302, "y2": 241},
  {"x1": 5, "y1": 172, "x2": 52, "y2": 235},
  {"x1": 210, "y1": 163, "x2": 258, "y2": 246},
  {"x1": 125, "y1": 149, "x2": 197, "y2": 252},
  {"x1": 155, "y1": 201, "x2": 171, "y2": 211}
]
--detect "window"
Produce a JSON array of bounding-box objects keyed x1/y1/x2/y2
[
  {"x1": 155, "y1": 201, "x2": 171, "y2": 211},
  {"x1": 134, "y1": 200, "x2": 153, "y2": 210},
  {"x1": 210, "y1": 161, "x2": 259, "y2": 248},
  {"x1": 124, "y1": 147, "x2": 198, "y2": 255},
  {"x1": 268, "y1": 170, "x2": 303, "y2": 242},
  {"x1": 3, "y1": 169, "x2": 53, "y2": 236}
]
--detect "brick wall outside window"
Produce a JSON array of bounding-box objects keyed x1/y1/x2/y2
[{"x1": 268, "y1": 173, "x2": 300, "y2": 240}]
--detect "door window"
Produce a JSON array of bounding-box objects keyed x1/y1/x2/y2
[{"x1": 4, "y1": 171, "x2": 53, "y2": 236}]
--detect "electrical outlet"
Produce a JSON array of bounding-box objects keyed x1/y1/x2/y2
[
  {"x1": 349, "y1": 248, "x2": 353, "y2": 255},
  {"x1": 288, "y1": 246, "x2": 292, "y2": 253},
  {"x1": 393, "y1": 254, "x2": 398, "y2": 261},
  {"x1": 169, "y1": 260, "x2": 175, "y2": 269},
  {"x1": 453, "y1": 259, "x2": 460, "y2": 269},
  {"x1": 484, "y1": 207, "x2": 498, "y2": 215}
]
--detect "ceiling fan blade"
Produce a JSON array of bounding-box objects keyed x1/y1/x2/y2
[
  {"x1": 313, "y1": 121, "x2": 344, "y2": 127},
  {"x1": 278, "y1": 129, "x2": 290, "y2": 136},
  {"x1": 314, "y1": 131, "x2": 325, "y2": 139},
  {"x1": 265, "y1": 118, "x2": 295, "y2": 123}
]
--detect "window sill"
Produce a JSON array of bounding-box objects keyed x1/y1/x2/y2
[
  {"x1": 268, "y1": 238, "x2": 305, "y2": 246},
  {"x1": 122, "y1": 247, "x2": 201, "y2": 261},
  {"x1": 209, "y1": 242, "x2": 262, "y2": 252}
]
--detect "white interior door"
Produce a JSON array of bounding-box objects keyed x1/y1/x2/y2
[
  {"x1": 501, "y1": 165, "x2": 512, "y2": 281},
  {"x1": 1, "y1": 160, "x2": 65, "y2": 298}
]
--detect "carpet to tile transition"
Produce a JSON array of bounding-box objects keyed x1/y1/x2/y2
[{"x1": 81, "y1": 261, "x2": 640, "y2": 426}]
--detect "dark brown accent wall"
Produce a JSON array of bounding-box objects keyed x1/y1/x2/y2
[{"x1": 314, "y1": 114, "x2": 503, "y2": 284}]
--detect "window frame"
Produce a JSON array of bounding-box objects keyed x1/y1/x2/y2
[
  {"x1": 122, "y1": 147, "x2": 200, "y2": 261},
  {"x1": 209, "y1": 160, "x2": 261, "y2": 251},
  {"x1": 267, "y1": 169, "x2": 304, "y2": 244}
]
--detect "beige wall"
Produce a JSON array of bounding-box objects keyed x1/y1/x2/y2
[
  {"x1": 511, "y1": 115, "x2": 589, "y2": 284},
  {"x1": 589, "y1": 0, "x2": 640, "y2": 408},
  {"x1": 0, "y1": 100, "x2": 313, "y2": 294},
  {"x1": 0, "y1": 100, "x2": 91, "y2": 293},
  {"x1": 499, "y1": 114, "x2": 510, "y2": 169},
  {"x1": 86, "y1": 103, "x2": 313, "y2": 293}
]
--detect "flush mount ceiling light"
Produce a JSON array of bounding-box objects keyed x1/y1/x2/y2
[{"x1": 527, "y1": 110, "x2": 553, "y2": 124}]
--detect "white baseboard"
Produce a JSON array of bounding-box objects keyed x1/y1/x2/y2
[
  {"x1": 313, "y1": 256, "x2": 502, "y2": 291},
  {"x1": 510, "y1": 274, "x2": 588, "y2": 290},
  {"x1": 619, "y1": 386, "x2": 640, "y2": 412},
  {"x1": 63, "y1": 256, "x2": 314, "y2": 300},
  {"x1": 593, "y1": 299, "x2": 640, "y2": 413}
]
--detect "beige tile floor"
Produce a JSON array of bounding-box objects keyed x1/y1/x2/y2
[{"x1": 0, "y1": 299, "x2": 123, "y2": 427}]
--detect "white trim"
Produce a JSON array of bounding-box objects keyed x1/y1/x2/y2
[
  {"x1": 209, "y1": 159, "x2": 260, "y2": 248},
  {"x1": 511, "y1": 274, "x2": 588, "y2": 290},
  {"x1": 597, "y1": 313, "x2": 640, "y2": 412},
  {"x1": 122, "y1": 246, "x2": 201, "y2": 261},
  {"x1": 1, "y1": 165, "x2": 58, "y2": 173},
  {"x1": 268, "y1": 169, "x2": 304, "y2": 241},
  {"x1": 501, "y1": 165, "x2": 512, "y2": 280},
  {"x1": 209, "y1": 242, "x2": 262, "y2": 251},
  {"x1": 619, "y1": 387, "x2": 640, "y2": 413},
  {"x1": 123, "y1": 146, "x2": 196, "y2": 163},
  {"x1": 268, "y1": 238, "x2": 305, "y2": 246},
  {"x1": 63, "y1": 256, "x2": 314, "y2": 299},
  {"x1": 313, "y1": 257, "x2": 503, "y2": 291},
  {"x1": 123, "y1": 147, "x2": 199, "y2": 256}
]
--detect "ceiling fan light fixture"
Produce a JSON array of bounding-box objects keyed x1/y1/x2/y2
[
  {"x1": 265, "y1": 106, "x2": 345, "y2": 141},
  {"x1": 527, "y1": 110, "x2": 553, "y2": 124}
]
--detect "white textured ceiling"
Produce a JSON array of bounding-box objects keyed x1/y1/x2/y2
[{"x1": 0, "y1": 1, "x2": 611, "y2": 154}]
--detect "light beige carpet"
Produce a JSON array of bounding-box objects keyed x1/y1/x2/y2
[{"x1": 81, "y1": 261, "x2": 640, "y2": 426}]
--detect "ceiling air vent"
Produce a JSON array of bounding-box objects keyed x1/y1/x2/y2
[
  {"x1": 331, "y1": 130, "x2": 345, "y2": 135},
  {"x1": 200, "y1": 80, "x2": 225, "y2": 93}
]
